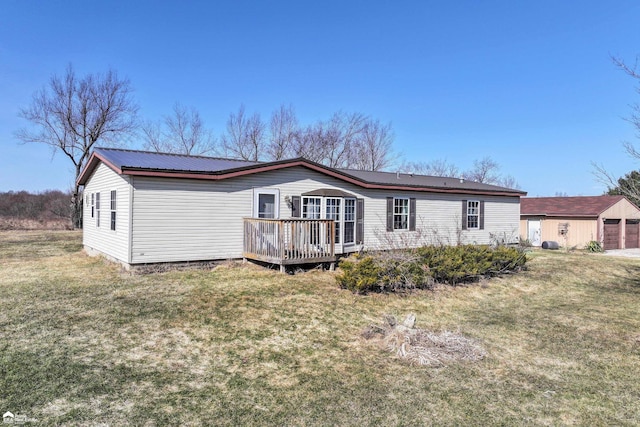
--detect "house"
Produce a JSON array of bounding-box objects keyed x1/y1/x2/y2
[
  {"x1": 77, "y1": 148, "x2": 526, "y2": 270},
  {"x1": 520, "y1": 195, "x2": 640, "y2": 250}
]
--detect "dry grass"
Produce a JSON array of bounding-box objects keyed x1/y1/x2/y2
[
  {"x1": 363, "y1": 315, "x2": 487, "y2": 367},
  {"x1": 0, "y1": 217, "x2": 72, "y2": 230},
  {"x1": 1, "y1": 232, "x2": 639, "y2": 425}
]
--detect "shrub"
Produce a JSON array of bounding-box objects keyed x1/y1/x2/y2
[
  {"x1": 336, "y1": 251, "x2": 433, "y2": 293},
  {"x1": 585, "y1": 240, "x2": 603, "y2": 253},
  {"x1": 336, "y1": 254, "x2": 381, "y2": 293},
  {"x1": 337, "y1": 245, "x2": 527, "y2": 293}
]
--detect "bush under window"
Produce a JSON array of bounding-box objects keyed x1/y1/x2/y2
[{"x1": 337, "y1": 245, "x2": 526, "y2": 293}]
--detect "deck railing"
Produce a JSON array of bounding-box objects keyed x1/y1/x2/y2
[{"x1": 243, "y1": 218, "x2": 336, "y2": 268}]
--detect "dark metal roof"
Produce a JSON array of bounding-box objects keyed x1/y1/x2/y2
[
  {"x1": 339, "y1": 168, "x2": 521, "y2": 194},
  {"x1": 94, "y1": 147, "x2": 260, "y2": 173},
  {"x1": 78, "y1": 148, "x2": 526, "y2": 197},
  {"x1": 521, "y1": 196, "x2": 628, "y2": 217}
]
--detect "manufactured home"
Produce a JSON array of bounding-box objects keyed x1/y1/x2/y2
[
  {"x1": 520, "y1": 195, "x2": 640, "y2": 249},
  {"x1": 78, "y1": 148, "x2": 526, "y2": 270}
]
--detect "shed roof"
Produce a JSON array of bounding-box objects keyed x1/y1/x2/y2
[
  {"x1": 520, "y1": 195, "x2": 627, "y2": 217},
  {"x1": 78, "y1": 148, "x2": 526, "y2": 197}
]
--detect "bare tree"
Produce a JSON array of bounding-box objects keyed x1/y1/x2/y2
[
  {"x1": 16, "y1": 65, "x2": 138, "y2": 227},
  {"x1": 323, "y1": 111, "x2": 367, "y2": 168},
  {"x1": 221, "y1": 105, "x2": 396, "y2": 170},
  {"x1": 612, "y1": 55, "x2": 640, "y2": 137},
  {"x1": 497, "y1": 174, "x2": 520, "y2": 189},
  {"x1": 351, "y1": 119, "x2": 396, "y2": 171},
  {"x1": 142, "y1": 103, "x2": 215, "y2": 155},
  {"x1": 400, "y1": 158, "x2": 460, "y2": 177},
  {"x1": 291, "y1": 122, "x2": 327, "y2": 163},
  {"x1": 267, "y1": 104, "x2": 299, "y2": 160},
  {"x1": 463, "y1": 157, "x2": 501, "y2": 184},
  {"x1": 398, "y1": 156, "x2": 518, "y2": 188},
  {"x1": 463, "y1": 157, "x2": 519, "y2": 188},
  {"x1": 290, "y1": 111, "x2": 371, "y2": 168},
  {"x1": 221, "y1": 105, "x2": 266, "y2": 161},
  {"x1": 593, "y1": 55, "x2": 640, "y2": 198}
]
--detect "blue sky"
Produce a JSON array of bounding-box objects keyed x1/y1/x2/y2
[{"x1": 1, "y1": 0, "x2": 639, "y2": 196}]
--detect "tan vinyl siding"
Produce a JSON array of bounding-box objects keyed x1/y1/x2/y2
[
  {"x1": 600, "y1": 199, "x2": 640, "y2": 219},
  {"x1": 543, "y1": 218, "x2": 596, "y2": 248},
  {"x1": 520, "y1": 199, "x2": 640, "y2": 248},
  {"x1": 129, "y1": 166, "x2": 522, "y2": 263},
  {"x1": 82, "y1": 163, "x2": 131, "y2": 263}
]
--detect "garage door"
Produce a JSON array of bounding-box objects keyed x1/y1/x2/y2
[
  {"x1": 603, "y1": 219, "x2": 621, "y2": 250},
  {"x1": 626, "y1": 220, "x2": 640, "y2": 249}
]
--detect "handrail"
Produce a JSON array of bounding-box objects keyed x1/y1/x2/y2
[{"x1": 243, "y1": 218, "x2": 335, "y2": 263}]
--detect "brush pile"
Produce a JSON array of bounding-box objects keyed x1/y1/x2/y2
[{"x1": 363, "y1": 314, "x2": 486, "y2": 367}]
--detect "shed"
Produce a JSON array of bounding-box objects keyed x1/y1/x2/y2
[{"x1": 520, "y1": 196, "x2": 640, "y2": 249}]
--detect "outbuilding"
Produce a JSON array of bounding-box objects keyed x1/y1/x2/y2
[{"x1": 520, "y1": 195, "x2": 640, "y2": 250}]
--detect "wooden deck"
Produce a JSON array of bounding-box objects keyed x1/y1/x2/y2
[{"x1": 243, "y1": 218, "x2": 336, "y2": 272}]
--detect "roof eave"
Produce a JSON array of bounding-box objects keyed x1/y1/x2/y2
[
  {"x1": 81, "y1": 153, "x2": 526, "y2": 197},
  {"x1": 120, "y1": 162, "x2": 525, "y2": 197},
  {"x1": 77, "y1": 150, "x2": 123, "y2": 186}
]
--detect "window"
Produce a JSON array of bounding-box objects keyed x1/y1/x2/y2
[
  {"x1": 302, "y1": 197, "x2": 321, "y2": 219},
  {"x1": 253, "y1": 189, "x2": 279, "y2": 219},
  {"x1": 91, "y1": 193, "x2": 95, "y2": 218},
  {"x1": 258, "y1": 193, "x2": 275, "y2": 218},
  {"x1": 467, "y1": 200, "x2": 480, "y2": 229},
  {"x1": 110, "y1": 190, "x2": 116, "y2": 231},
  {"x1": 393, "y1": 198, "x2": 409, "y2": 230},
  {"x1": 344, "y1": 198, "x2": 355, "y2": 244},
  {"x1": 95, "y1": 192, "x2": 100, "y2": 227},
  {"x1": 325, "y1": 198, "x2": 341, "y2": 244}
]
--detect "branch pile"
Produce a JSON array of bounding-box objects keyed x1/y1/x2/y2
[{"x1": 363, "y1": 314, "x2": 486, "y2": 367}]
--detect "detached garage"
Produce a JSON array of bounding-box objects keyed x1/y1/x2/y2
[{"x1": 520, "y1": 196, "x2": 640, "y2": 250}]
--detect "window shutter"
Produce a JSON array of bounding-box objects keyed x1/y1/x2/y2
[
  {"x1": 386, "y1": 197, "x2": 394, "y2": 232},
  {"x1": 479, "y1": 200, "x2": 485, "y2": 230},
  {"x1": 291, "y1": 196, "x2": 301, "y2": 218},
  {"x1": 409, "y1": 198, "x2": 416, "y2": 231},
  {"x1": 356, "y1": 198, "x2": 364, "y2": 244},
  {"x1": 461, "y1": 200, "x2": 467, "y2": 230}
]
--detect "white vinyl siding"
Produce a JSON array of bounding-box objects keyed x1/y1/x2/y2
[{"x1": 82, "y1": 163, "x2": 131, "y2": 263}]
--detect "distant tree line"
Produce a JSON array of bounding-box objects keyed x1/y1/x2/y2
[{"x1": 0, "y1": 190, "x2": 72, "y2": 222}]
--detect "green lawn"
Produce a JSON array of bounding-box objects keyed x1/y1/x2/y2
[{"x1": 1, "y1": 231, "x2": 639, "y2": 426}]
